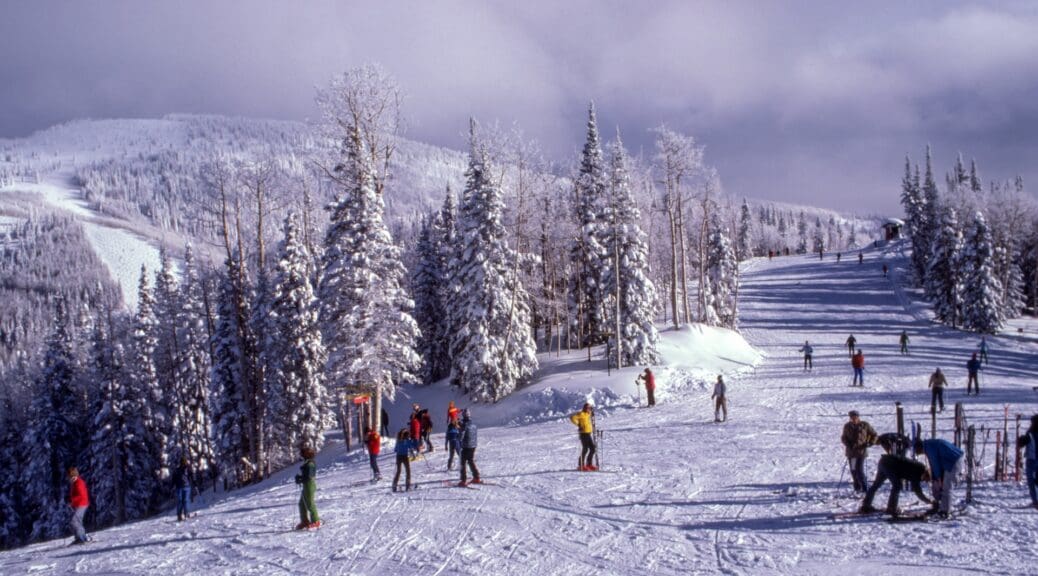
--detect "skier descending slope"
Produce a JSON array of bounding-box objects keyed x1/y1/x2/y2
[
  {"x1": 570, "y1": 403, "x2": 597, "y2": 471},
  {"x1": 798, "y1": 341, "x2": 814, "y2": 371},
  {"x1": 67, "y1": 467, "x2": 92, "y2": 545},
  {"x1": 457, "y1": 409, "x2": 482, "y2": 486},
  {"x1": 294, "y1": 446, "x2": 320, "y2": 530},
  {"x1": 845, "y1": 334, "x2": 856, "y2": 357}
]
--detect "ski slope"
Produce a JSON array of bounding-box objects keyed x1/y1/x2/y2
[
  {"x1": 3, "y1": 243, "x2": 1037, "y2": 575},
  {"x1": 0, "y1": 168, "x2": 162, "y2": 310}
]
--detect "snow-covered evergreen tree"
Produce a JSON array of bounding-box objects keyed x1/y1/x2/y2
[
  {"x1": 318, "y1": 125, "x2": 421, "y2": 421},
  {"x1": 266, "y1": 213, "x2": 328, "y2": 465},
  {"x1": 448, "y1": 120, "x2": 539, "y2": 401},
  {"x1": 210, "y1": 256, "x2": 250, "y2": 487},
  {"x1": 796, "y1": 212, "x2": 808, "y2": 253},
  {"x1": 925, "y1": 206, "x2": 963, "y2": 327},
  {"x1": 960, "y1": 212, "x2": 1005, "y2": 333},
  {"x1": 150, "y1": 252, "x2": 180, "y2": 490},
  {"x1": 569, "y1": 102, "x2": 610, "y2": 346},
  {"x1": 174, "y1": 245, "x2": 215, "y2": 485},
  {"x1": 20, "y1": 299, "x2": 86, "y2": 541},
  {"x1": 917, "y1": 146, "x2": 942, "y2": 282},
  {"x1": 412, "y1": 214, "x2": 448, "y2": 384},
  {"x1": 602, "y1": 134, "x2": 660, "y2": 366},
  {"x1": 83, "y1": 312, "x2": 152, "y2": 527},
  {"x1": 704, "y1": 212, "x2": 739, "y2": 328},
  {"x1": 124, "y1": 266, "x2": 170, "y2": 510},
  {"x1": 737, "y1": 199, "x2": 753, "y2": 261},
  {"x1": 0, "y1": 378, "x2": 24, "y2": 547},
  {"x1": 811, "y1": 217, "x2": 825, "y2": 253}
]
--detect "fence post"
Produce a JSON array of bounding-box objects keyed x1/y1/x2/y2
[
  {"x1": 966, "y1": 425, "x2": 975, "y2": 504},
  {"x1": 954, "y1": 402, "x2": 964, "y2": 447}
]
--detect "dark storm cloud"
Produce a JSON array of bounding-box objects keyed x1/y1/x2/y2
[{"x1": 2, "y1": 1, "x2": 1037, "y2": 213}]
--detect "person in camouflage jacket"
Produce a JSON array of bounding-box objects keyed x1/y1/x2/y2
[{"x1": 841, "y1": 410, "x2": 878, "y2": 493}]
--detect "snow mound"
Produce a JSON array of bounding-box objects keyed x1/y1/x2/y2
[{"x1": 386, "y1": 324, "x2": 762, "y2": 429}]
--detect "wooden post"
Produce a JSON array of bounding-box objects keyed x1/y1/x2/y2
[
  {"x1": 966, "y1": 425, "x2": 975, "y2": 504},
  {"x1": 995, "y1": 430, "x2": 1002, "y2": 481},
  {"x1": 954, "y1": 402, "x2": 965, "y2": 447},
  {"x1": 345, "y1": 401, "x2": 353, "y2": 453},
  {"x1": 930, "y1": 402, "x2": 937, "y2": 439},
  {"x1": 1002, "y1": 405, "x2": 1011, "y2": 481},
  {"x1": 1016, "y1": 414, "x2": 1023, "y2": 483}
]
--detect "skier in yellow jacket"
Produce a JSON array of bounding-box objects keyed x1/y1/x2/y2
[{"x1": 569, "y1": 403, "x2": 597, "y2": 471}]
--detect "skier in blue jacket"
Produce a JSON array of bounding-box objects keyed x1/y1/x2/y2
[
  {"x1": 393, "y1": 429, "x2": 418, "y2": 492},
  {"x1": 914, "y1": 438, "x2": 964, "y2": 517},
  {"x1": 445, "y1": 420, "x2": 462, "y2": 471}
]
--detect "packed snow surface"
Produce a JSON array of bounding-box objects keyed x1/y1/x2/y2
[{"x1": 3, "y1": 245, "x2": 1037, "y2": 575}]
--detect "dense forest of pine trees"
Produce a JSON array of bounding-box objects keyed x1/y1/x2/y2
[
  {"x1": 0, "y1": 65, "x2": 879, "y2": 548},
  {"x1": 900, "y1": 146, "x2": 1038, "y2": 333}
]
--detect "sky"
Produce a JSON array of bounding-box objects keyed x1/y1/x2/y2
[{"x1": 2, "y1": 1, "x2": 1038, "y2": 214}]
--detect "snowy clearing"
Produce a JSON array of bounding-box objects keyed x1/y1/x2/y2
[
  {"x1": 2, "y1": 242, "x2": 1037, "y2": 575},
  {"x1": 0, "y1": 169, "x2": 162, "y2": 310}
]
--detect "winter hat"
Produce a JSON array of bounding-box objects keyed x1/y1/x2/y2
[
  {"x1": 848, "y1": 410, "x2": 860, "y2": 418},
  {"x1": 462, "y1": 409, "x2": 471, "y2": 421}
]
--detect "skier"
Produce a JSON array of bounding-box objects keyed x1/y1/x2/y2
[
  {"x1": 798, "y1": 341, "x2": 814, "y2": 371},
  {"x1": 380, "y1": 407, "x2": 390, "y2": 438},
  {"x1": 914, "y1": 438, "x2": 965, "y2": 518},
  {"x1": 447, "y1": 400, "x2": 460, "y2": 425},
  {"x1": 365, "y1": 427, "x2": 382, "y2": 481},
  {"x1": 836, "y1": 252, "x2": 842, "y2": 263},
  {"x1": 841, "y1": 410, "x2": 878, "y2": 493},
  {"x1": 712, "y1": 374, "x2": 727, "y2": 422},
  {"x1": 173, "y1": 456, "x2": 192, "y2": 522},
  {"x1": 845, "y1": 334, "x2": 857, "y2": 358},
  {"x1": 636, "y1": 367, "x2": 656, "y2": 407},
  {"x1": 882, "y1": 263, "x2": 888, "y2": 277},
  {"x1": 1016, "y1": 414, "x2": 1038, "y2": 509},
  {"x1": 858, "y1": 252, "x2": 863, "y2": 264},
  {"x1": 899, "y1": 330, "x2": 910, "y2": 355},
  {"x1": 851, "y1": 350, "x2": 865, "y2": 386},
  {"x1": 978, "y1": 336, "x2": 989, "y2": 365},
  {"x1": 819, "y1": 248, "x2": 824, "y2": 260},
  {"x1": 569, "y1": 403, "x2": 597, "y2": 471},
  {"x1": 420, "y1": 407, "x2": 434, "y2": 452},
  {"x1": 294, "y1": 445, "x2": 320, "y2": 529},
  {"x1": 409, "y1": 412, "x2": 422, "y2": 454},
  {"x1": 859, "y1": 453, "x2": 933, "y2": 517},
  {"x1": 458, "y1": 409, "x2": 482, "y2": 486},
  {"x1": 928, "y1": 368, "x2": 947, "y2": 413},
  {"x1": 966, "y1": 352, "x2": 982, "y2": 395},
  {"x1": 393, "y1": 428, "x2": 418, "y2": 492},
  {"x1": 445, "y1": 419, "x2": 462, "y2": 471},
  {"x1": 67, "y1": 467, "x2": 91, "y2": 545}
]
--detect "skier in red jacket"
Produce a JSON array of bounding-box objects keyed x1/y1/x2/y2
[
  {"x1": 365, "y1": 428, "x2": 382, "y2": 481},
  {"x1": 67, "y1": 467, "x2": 91, "y2": 545},
  {"x1": 409, "y1": 413, "x2": 422, "y2": 453}
]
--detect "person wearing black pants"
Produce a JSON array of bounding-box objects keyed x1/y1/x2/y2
[
  {"x1": 928, "y1": 368, "x2": 947, "y2": 413},
  {"x1": 570, "y1": 403, "x2": 597, "y2": 471},
  {"x1": 392, "y1": 429, "x2": 416, "y2": 492},
  {"x1": 458, "y1": 410, "x2": 481, "y2": 486},
  {"x1": 859, "y1": 453, "x2": 932, "y2": 516}
]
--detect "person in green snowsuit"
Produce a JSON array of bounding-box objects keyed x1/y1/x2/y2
[{"x1": 295, "y1": 445, "x2": 320, "y2": 529}]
